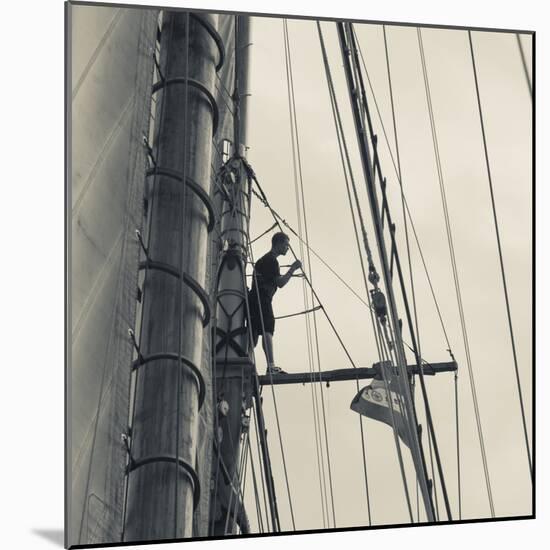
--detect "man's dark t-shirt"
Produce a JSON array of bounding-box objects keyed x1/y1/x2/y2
[{"x1": 248, "y1": 252, "x2": 280, "y2": 337}]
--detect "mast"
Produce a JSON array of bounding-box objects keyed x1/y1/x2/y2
[
  {"x1": 124, "y1": 12, "x2": 220, "y2": 541},
  {"x1": 210, "y1": 16, "x2": 259, "y2": 535}
]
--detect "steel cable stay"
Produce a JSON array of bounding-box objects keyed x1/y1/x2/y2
[
  {"x1": 339, "y1": 21, "x2": 437, "y2": 522},
  {"x1": 246, "y1": 414, "x2": 267, "y2": 532},
  {"x1": 417, "y1": 27, "x2": 495, "y2": 517},
  {"x1": 515, "y1": 33, "x2": 533, "y2": 99},
  {"x1": 377, "y1": 328, "x2": 415, "y2": 522},
  {"x1": 281, "y1": 21, "x2": 324, "y2": 522},
  {"x1": 237, "y1": 435, "x2": 252, "y2": 531},
  {"x1": 382, "y1": 25, "x2": 421, "y2": 358},
  {"x1": 283, "y1": 18, "x2": 335, "y2": 528},
  {"x1": 412, "y1": 377, "x2": 420, "y2": 522},
  {"x1": 379, "y1": 25, "x2": 454, "y2": 521},
  {"x1": 426, "y1": 416, "x2": 440, "y2": 520},
  {"x1": 348, "y1": 26, "x2": 424, "y2": 502},
  {"x1": 230, "y1": 327, "x2": 253, "y2": 536},
  {"x1": 348, "y1": 22, "x2": 455, "y2": 521},
  {"x1": 468, "y1": 30, "x2": 532, "y2": 482},
  {"x1": 221, "y1": 402, "x2": 248, "y2": 534},
  {"x1": 353, "y1": 28, "x2": 454, "y2": 352},
  {"x1": 251, "y1": 398, "x2": 272, "y2": 531},
  {"x1": 317, "y1": 20, "x2": 382, "y2": 525},
  {"x1": 454, "y1": 370, "x2": 462, "y2": 519},
  {"x1": 378, "y1": 313, "x2": 429, "y2": 517}
]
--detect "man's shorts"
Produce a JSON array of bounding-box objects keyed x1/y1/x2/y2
[{"x1": 248, "y1": 291, "x2": 275, "y2": 340}]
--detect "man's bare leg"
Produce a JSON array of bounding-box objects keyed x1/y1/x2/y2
[{"x1": 262, "y1": 332, "x2": 275, "y2": 366}]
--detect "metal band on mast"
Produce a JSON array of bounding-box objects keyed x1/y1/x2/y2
[{"x1": 124, "y1": 12, "x2": 221, "y2": 541}]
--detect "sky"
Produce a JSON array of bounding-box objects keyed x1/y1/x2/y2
[{"x1": 241, "y1": 13, "x2": 532, "y2": 531}]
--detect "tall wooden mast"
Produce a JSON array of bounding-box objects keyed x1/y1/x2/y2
[
  {"x1": 124, "y1": 11, "x2": 220, "y2": 541},
  {"x1": 210, "y1": 15, "x2": 256, "y2": 535}
]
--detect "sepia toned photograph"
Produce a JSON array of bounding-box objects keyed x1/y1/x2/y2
[{"x1": 66, "y1": 1, "x2": 533, "y2": 547}]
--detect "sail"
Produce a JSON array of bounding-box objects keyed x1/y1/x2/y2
[{"x1": 68, "y1": 4, "x2": 158, "y2": 545}]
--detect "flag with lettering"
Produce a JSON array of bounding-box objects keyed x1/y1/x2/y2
[{"x1": 350, "y1": 378, "x2": 411, "y2": 448}]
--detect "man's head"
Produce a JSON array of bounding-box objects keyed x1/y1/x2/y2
[{"x1": 271, "y1": 232, "x2": 290, "y2": 255}]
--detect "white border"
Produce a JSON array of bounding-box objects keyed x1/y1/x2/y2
[{"x1": 3, "y1": 0, "x2": 545, "y2": 548}]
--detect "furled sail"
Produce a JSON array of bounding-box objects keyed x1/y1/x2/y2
[{"x1": 68, "y1": 4, "x2": 158, "y2": 545}]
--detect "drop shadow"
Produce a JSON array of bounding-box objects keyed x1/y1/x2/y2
[{"x1": 32, "y1": 529, "x2": 65, "y2": 547}]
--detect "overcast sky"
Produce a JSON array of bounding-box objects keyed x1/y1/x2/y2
[{"x1": 242, "y1": 14, "x2": 532, "y2": 530}]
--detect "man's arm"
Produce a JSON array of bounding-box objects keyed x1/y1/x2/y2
[{"x1": 275, "y1": 260, "x2": 302, "y2": 288}]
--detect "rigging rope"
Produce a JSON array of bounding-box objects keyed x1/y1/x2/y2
[
  {"x1": 283, "y1": 18, "x2": 336, "y2": 528},
  {"x1": 426, "y1": 418, "x2": 440, "y2": 520},
  {"x1": 280, "y1": 23, "x2": 329, "y2": 529},
  {"x1": 381, "y1": 26, "x2": 456, "y2": 521},
  {"x1": 236, "y1": 435, "x2": 251, "y2": 532},
  {"x1": 382, "y1": 25, "x2": 422, "y2": 357},
  {"x1": 317, "y1": 20, "x2": 380, "y2": 524},
  {"x1": 222, "y1": 411, "x2": 246, "y2": 534},
  {"x1": 454, "y1": 370, "x2": 462, "y2": 520},
  {"x1": 246, "y1": 421, "x2": 266, "y2": 532},
  {"x1": 353, "y1": 29, "x2": 453, "y2": 351},
  {"x1": 252, "y1": 401, "x2": 271, "y2": 531},
  {"x1": 417, "y1": 27, "x2": 495, "y2": 517},
  {"x1": 279, "y1": 24, "x2": 330, "y2": 525},
  {"x1": 327, "y1": 20, "x2": 436, "y2": 521},
  {"x1": 378, "y1": 332, "x2": 415, "y2": 522},
  {"x1": 468, "y1": 30, "x2": 532, "y2": 482},
  {"x1": 341, "y1": 21, "x2": 440, "y2": 522},
  {"x1": 250, "y1": 222, "x2": 278, "y2": 244},
  {"x1": 515, "y1": 34, "x2": 533, "y2": 99}
]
